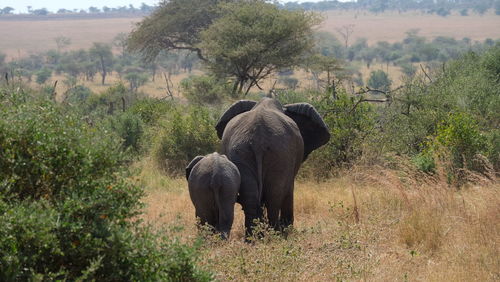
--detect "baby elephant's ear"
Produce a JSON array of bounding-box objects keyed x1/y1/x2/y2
[
  {"x1": 186, "y1": 156, "x2": 204, "y2": 181},
  {"x1": 284, "y1": 103, "x2": 331, "y2": 161},
  {"x1": 215, "y1": 100, "x2": 257, "y2": 139}
]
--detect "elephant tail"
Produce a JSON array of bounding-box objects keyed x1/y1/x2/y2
[
  {"x1": 211, "y1": 168, "x2": 225, "y2": 222},
  {"x1": 252, "y1": 143, "x2": 264, "y2": 206}
]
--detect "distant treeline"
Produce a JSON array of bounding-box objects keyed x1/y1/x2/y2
[
  {"x1": 1, "y1": 0, "x2": 499, "y2": 17},
  {"x1": 0, "y1": 29, "x2": 497, "y2": 94},
  {"x1": 281, "y1": 0, "x2": 500, "y2": 15}
]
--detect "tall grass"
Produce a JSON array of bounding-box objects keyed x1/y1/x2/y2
[{"x1": 136, "y1": 158, "x2": 499, "y2": 281}]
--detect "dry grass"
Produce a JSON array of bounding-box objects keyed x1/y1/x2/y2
[
  {"x1": 0, "y1": 17, "x2": 140, "y2": 59},
  {"x1": 135, "y1": 159, "x2": 499, "y2": 281},
  {"x1": 320, "y1": 10, "x2": 500, "y2": 44},
  {"x1": 1, "y1": 10, "x2": 498, "y2": 59}
]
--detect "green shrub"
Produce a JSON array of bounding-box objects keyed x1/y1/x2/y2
[
  {"x1": 108, "y1": 111, "x2": 144, "y2": 153},
  {"x1": 367, "y1": 70, "x2": 392, "y2": 92},
  {"x1": 278, "y1": 76, "x2": 299, "y2": 90},
  {"x1": 486, "y1": 129, "x2": 500, "y2": 172},
  {"x1": 180, "y1": 75, "x2": 230, "y2": 105},
  {"x1": 127, "y1": 98, "x2": 176, "y2": 126},
  {"x1": 35, "y1": 68, "x2": 52, "y2": 84},
  {"x1": 152, "y1": 106, "x2": 220, "y2": 175},
  {"x1": 65, "y1": 85, "x2": 93, "y2": 104},
  {"x1": 412, "y1": 150, "x2": 436, "y2": 174},
  {"x1": 301, "y1": 91, "x2": 376, "y2": 178},
  {"x1": 85, "y1": 82, "x2": 136, "y2": 116},
  {"x1": 274, "y1": 89, "x2": 318, "y2": 105},
  {"x1": 434, "y1": 112, "x2": 487, "y2": 171},
  {"x1": 0, "y1": 97, "x2": 212, "y2": 280}
]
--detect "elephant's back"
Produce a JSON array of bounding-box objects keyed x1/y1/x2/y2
[{"x1": 221, "y1": 108, "x2": 303, "y2": 165}]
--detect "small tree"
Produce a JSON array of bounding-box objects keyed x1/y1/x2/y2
[
  {"x1": 128, "y1": 0, "x2": 221, "y2": 61},
  {"x1": 35, "y1": 68, "x2": 52, "y2": 84},
  {"x1": 124, "y1": 71, "x2": 148, "y2": 92},
  {"x1": 89, "y1": 43, "x2": 113, "y2": 85},
  {"x1": 32, "y1": 8, "x2": 49, "y2": 16},
  {"x1": 367, "y1": 70, "x2": 392, "y2": 92},
  {"x1": 0, "y1": 7, "x2": 14, "y2": 14},
  {"x1": 200, "y1": 1, "x2": 319, "y2": 95},
  {"x1": 113, "y1": 32, "x2": 129, "y2": 58},
  {"x1": 54, "y1": 36, "x2": 71, "y2": 53}
]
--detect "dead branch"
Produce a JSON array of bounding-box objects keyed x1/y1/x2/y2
[
  {"x1": 161, "y1": 72, "x2": 174, "y2": 100},
  {"x1": 355, "y1": 85, "x2": 403, "y2": 96},
  {"x1": 420, "y1": 64, "x2": 433, "y2": 82},
  {"x1": 52, "y1": 80, "x2": 58, "y2": 101}
]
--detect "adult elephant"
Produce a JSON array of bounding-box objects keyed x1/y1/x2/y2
[{"x1": 215, "y1": 98, "x2": 330, "y2": 236}]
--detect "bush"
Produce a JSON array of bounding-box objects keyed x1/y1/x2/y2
[
  {"x1": 85, "y1": 82, "x2": 138, "y2": 116},
  {"x1": 367, "y1": 70, "x2": 392, "y2": 92},
  {"x1": 107, "y1": 111, "x2": 144, "y2": 153},
  {"x1": 35, "y1": 68, "x2": 52, "y2": 84},
  {"x1": 278, "y1": 76, "x2": 299, "y2": 90},
  {"x1": 180, "y1": 75, "x2": 230, "y2": 105},
  {"x1": 64, "y1": 85, "x2": 93, "y2": 104},
  {"x1": 0, "y1": 97, "x2": 212, "y2": 280},
  {"x1": 127, "y1": 98, "x2": 176, "y2": 126},
  {"x1": 434, "y1": 113, "x2": 487, "y2": 171},
  {"x1": 412, "y1": 150, "x2": 436, "y2": 174},
  {"x1": 152, "y1": 105, "x2": 220, "y2": 175},
  {"x1": 301, "y1": 90, "x2": 376, "y2": 178},
  {"x1": 486, "y1": 130, "x2": 500, "y2": 172}
]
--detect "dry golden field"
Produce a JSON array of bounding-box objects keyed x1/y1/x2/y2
[
  {"x1": 134, "y1": 159, "x2": 499, "y2": 281},
  {"x1": 2, "y1": 10, "x2": 498, "y2": 93},
  {"x1": 0, "y1": 17, "x2": 140, "y2": 59},
  {"x1": 320, "y1": 10, "x2": 500, "y2": 44},
  {"x1": 1, "y1": 10, "x2": 499, "y2": 59}
]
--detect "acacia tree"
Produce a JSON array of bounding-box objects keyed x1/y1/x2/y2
[
  {"x1": 200, "y1": 1, "x2": 319, "y2": 95},
  {"x1": 54, "y1": 36, "x2": 71, "y2": 53},
  {"x1": 128, "y1": 0, "x2": 225, "y2": 62},
  {"x1": 89, "y1": 43, "x2": 113, "y2": 85}
]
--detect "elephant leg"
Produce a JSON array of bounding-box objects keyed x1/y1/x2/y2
[
  {"x1": 238, "y1": 167, "x2": 262, "y2": 239},
  {"x1": 266, "y1": 205, "x2": 280, "y2": 231},
  {"x1": 280, "y1": 189, "x2": 294, "y2": 230},
  {"x1": 195, "y1": 203, "x2": 217, "y2": 233},
  {"x1": 216, "y1": 195, "x2": 236, "y2": 240}
]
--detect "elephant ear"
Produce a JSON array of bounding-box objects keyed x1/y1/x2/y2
[
  {"x1": 215, "y1": 100, "x2": 257, "y2": 139},
  {"x1": 185, "y1": 156, "x2": 204, "y2": 181},
  {"x1": 284, "y1": 103, "x2": 331, "y2": 161}
]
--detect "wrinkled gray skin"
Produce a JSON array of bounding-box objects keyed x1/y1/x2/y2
[
  {"x1": 186, "y1": 152, "x2": 240, "y2": 239},
  {"x1": 215, "y1": 98, "x2": 330, "y2": 236}
]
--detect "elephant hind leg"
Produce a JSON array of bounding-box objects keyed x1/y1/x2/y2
[
  {"x1": 238, "y1": 167, "x2": 263, "y2": 239},
  {"x1": 279, "y1": 191, "x2": 294, "y2": 230},
  {"x1": 266, "y1": 205, "x2": 280, "y2": 231}
]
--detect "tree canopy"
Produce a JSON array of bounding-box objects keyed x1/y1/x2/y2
[
  {"x1": 128, "y1": 0, "x2": 224, "y2": 62},
  {"x1": 129, "y1": 0, "x2": 319, "y2": 95},
  {"x1": 200, "y1": 1, "x2": 319, "y2": 95}
]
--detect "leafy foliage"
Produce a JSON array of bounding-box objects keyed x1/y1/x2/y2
[
  {"x1": 35, "y1": 67, "x2": 52, "y2": 84},
  {"x1": 0, "y1": 92, "x2": 212, "y2": 280},
  {"x1": 152, "y1": 106, "x2": 220, "y2": 175},
  {"x1": 128, "y1": 0, "x2": 222, "y2": 61},
  {"x1": 367, "y1": 70, "x2": 392, "y2": 92},
  {"x1": 200, "y1": 0, "x2": 319, "y2": 95},
  {"x1": 180, "y1": 75, "x2": 230, "y2": 104}
]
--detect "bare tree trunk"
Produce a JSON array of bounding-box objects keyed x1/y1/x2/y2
[{"x1": 99, "y1": 55, "x2": 106, "y2": 85}]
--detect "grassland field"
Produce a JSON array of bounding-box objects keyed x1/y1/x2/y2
[
  {"x1": 1, "y1": 9, "x2": 499, "y2": 96},
  {"x1": 135, "y1": 159, "x2": 499, "y2": 281},
  {"x1": 1, "y1": 10, "x2": 499, "y2": 58},
  {"x1": 1, "y1": 9, "x2": 499, "y2": 280}
]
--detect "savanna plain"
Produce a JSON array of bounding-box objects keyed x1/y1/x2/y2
[
  {"x1": 137, "y1": 160, "x2": 499, "y2": 280},
  {"x1": 1, "y1": 7, "x2": 499, "y2": 281}
]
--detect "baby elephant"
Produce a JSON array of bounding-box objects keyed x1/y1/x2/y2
[{"x1": 185, "y1": 153, "x2": 240, "y2": 239}]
